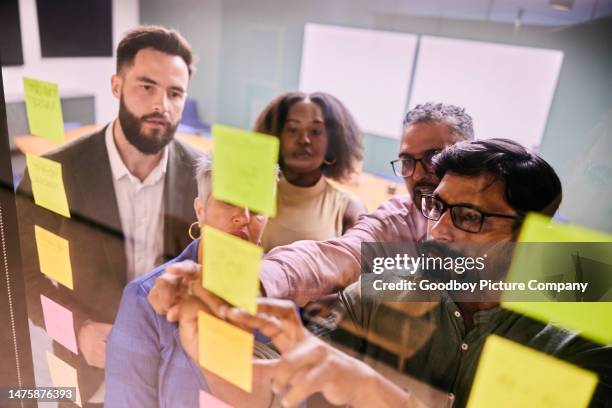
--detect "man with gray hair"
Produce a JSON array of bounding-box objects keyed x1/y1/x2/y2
[
  {"x1": 255, "y1": 102, "x2": 475, "y2": 304},
  {"x1": 149, "y1": 102, "x2": 475, "y2": 308},
  {"x1": 394, "y1": 102, "x2": 475, "y2": 212}
]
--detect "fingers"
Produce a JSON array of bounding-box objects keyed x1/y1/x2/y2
[
  {"x1": 226, "y1": 298, "x2": 300, "y2": 332},
  {"x1": 272, "y1": 337, "x2": 323, "y2": 394},
  {"x1": 282, "y1": 362, "x2": 329, "y2": 408},
  {"x1": 189, "y1": 282, "x2": 232, "y2": 319},
  {"x1": 165, "y1": 259, "x2": 201, "y2": 280},
  {"x1": 226, "y1": 308, "x2": 283, "y2": 335},
  {"x1": 256, "y1": 298, "x2": 301, "y2": 324},
  {"x1": 149, "y1": 260, "x2": 201, "y2": 316},
  {"x1": 148, "y1": 278, "x2": 178, "y2": 315}
]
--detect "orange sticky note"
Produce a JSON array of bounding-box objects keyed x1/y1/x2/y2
[
  {"x1": 203, "y1": 226, "x2": 262, "y2": 314},
  {"x1": 467, "y1": 335, "x2": 598, "y2": 408},
  {"x1": 26, "y1": 154, "x2": 70, "y2": 218},
  {"x1": 41, "y1": 295, "x2": 78, "y2": 354},
  {"x1": 198, "y1": 311, "x2": 254, "y2": 392},
  {"x1": 34, "y1": 225, "x2": 74, "y2": 290},
  {"x1": 199, "y1": 389, "x2": 232, "y2": 408},
  {"x1": 46, "y1": 352, "x2": 82, "y2": 407}
]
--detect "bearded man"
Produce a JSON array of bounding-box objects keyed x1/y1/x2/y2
[{"x1": 16, "y1": 25, "x2": 201, "y2": 405}]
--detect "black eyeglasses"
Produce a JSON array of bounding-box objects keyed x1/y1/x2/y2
[
  {"x1": 390, "y1": 150, "x2": 440, "y2": 178},
  {"x1": 421, "y1": 194, "x2": 522, "y2": 233}
]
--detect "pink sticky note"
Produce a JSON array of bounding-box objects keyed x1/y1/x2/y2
[
  {"x1": 40, "y1": 294, "x2": 78, "y2": 354},
  {"x1": 199, "y1": 389, "x2": 232, "y2": 408}
]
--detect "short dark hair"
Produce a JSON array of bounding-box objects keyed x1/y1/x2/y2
[
  {"x1": 254, "y1": 91, "x2": 363, "y2": 182},
  {"x1": 433, "y1": 138, "x2": 562, "y2": 217},
  {"x1": 116, "y1": 25, "x2": 195, "y2": 76}
]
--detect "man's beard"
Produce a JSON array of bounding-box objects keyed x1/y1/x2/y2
[
  {"x1": 118, "y1": 96, "x2": 178, "y2": 155},
  {"x1": 419, "y1": 240, "x2": 513, "y2": 286}
]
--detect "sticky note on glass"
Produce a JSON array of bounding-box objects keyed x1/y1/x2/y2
[
  {"x1": 35, "y1": 225, "x2": 74, "y2": 290},
  {"x1": 503, "y1": 213, "x2": 612, "y2": 344},
  {"x1": 203, "y1": 226, "x2": 262, "y2": 314},
  {"x1": 200, "y1": 389, "x2": 232, "y2": 408},
  {"x1": 198, "y1": 311, "x2": 254, "y2": 392},
  {"x1": 26, "y1": 154, "x2": 70, "y2": 218},
  {"x1": 467, "y1": 335, "x2": 597, "y2": 408},
  {"x1": 46, "y1": 352, "x2": 82, "y2": 407},
  {"x1": 41, "y1": 295, "x2": 78, "y2": 354},
  {"x1": 212, "y1": 124, "x2": 279, "y2": 216},
  {"x1": 518, "y1": 213, "x2": 612, "y2": 243},
  {"x1": 23, "y1": 77, "x2": 65, "y2": 143}
]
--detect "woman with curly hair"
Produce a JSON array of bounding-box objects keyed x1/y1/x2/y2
[{"x1": 254, "y1": 91, "x2": 366, "y2": 252}]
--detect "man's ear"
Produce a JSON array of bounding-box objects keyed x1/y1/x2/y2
[{"x1": 111, "y1": 74, "x2": 122, "y2": 99}]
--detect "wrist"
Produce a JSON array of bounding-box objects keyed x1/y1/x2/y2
[
  {"x1": 352, "y1": 363, "x2": 380, "y2": 407},
  {"x1": 355, "y1": 365, "x2": 412, "y2": 408}
]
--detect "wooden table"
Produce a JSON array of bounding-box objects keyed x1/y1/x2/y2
[
  {"x1": 15, "y1": 126, "x2": 404, "y2": 211},
  {"x1": 13, "y1": 125, "x2": 212, "y2": 156}
]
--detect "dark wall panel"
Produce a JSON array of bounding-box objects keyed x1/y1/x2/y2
[
  {"x1": 37, "y1": 0, "x2": 113, "y2": 58},
  {"x1": 0, "y1": 0, "x2": 25, "y2": 66}
]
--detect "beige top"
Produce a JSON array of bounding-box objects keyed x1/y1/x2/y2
[{"x1": 262, "y1": 175, "x2": 354, "y2": 252}]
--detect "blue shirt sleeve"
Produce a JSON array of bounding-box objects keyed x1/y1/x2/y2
[{"x1": 105, "y1": 279, "x2": 162, "y2": 407}]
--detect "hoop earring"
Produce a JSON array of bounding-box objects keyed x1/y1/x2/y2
[
  {"x1": 188, "y1": 222, "x2": 200, "y2": 240},
  {"x1": 323, "y1": 156, "x2": 337, "y2": 165}
]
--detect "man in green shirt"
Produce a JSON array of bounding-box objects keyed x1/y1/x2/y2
[{"x1": 174, "y1": 138, "x2": 611, "y2": 407}]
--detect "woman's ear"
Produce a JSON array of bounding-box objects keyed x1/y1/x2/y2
[{"x1": 194, "y1": 197, "x2": 206, "y2": 226}]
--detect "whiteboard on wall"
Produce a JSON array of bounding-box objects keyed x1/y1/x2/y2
[
  {"x1": 299, "y1": 23, "x2": 417, "y2": 139},
  {"x1": 410, "y1": 36, "x2": 563, "y2": 149}
]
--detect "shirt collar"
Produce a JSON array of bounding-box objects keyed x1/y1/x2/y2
[{"x1": 105, "y1": 120, "x2": 169, "y2": 185}]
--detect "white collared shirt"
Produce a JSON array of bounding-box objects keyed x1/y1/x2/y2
[{"x1": 105, "y1": 121, "x2": 168, "y2": 282}]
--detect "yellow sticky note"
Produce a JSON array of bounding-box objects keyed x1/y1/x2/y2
[
  {"x1": 467, "y1": 335, "x2": 597, "y2": 408},
  {"x1": 212, "y1": 124, "x2": 279, "y2": 216},
  {"x1": 503, "y1": 213, "x2": 612, "y2": 344},
  {"x1": 35, "y1": 225, "x2": 74, "y2": 290},
  {"x1": 203, "y1": 226, "x2": 262, "y2": 314},
  {"x1": 23, "y1": 77, "x2": 65, "y2": 143},
  {"x1": 46, "y1": 352, "x2": 82, "y2": 407},
  {"x1": 198, "y1": 311, "x2": 254, "y2": 392},
  {"x1": 26, "y1": 154, "x2": 70, "y2": 218}
]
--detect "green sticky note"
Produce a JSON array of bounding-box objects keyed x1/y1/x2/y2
[
  {"x1": 505, "y1": 302, "x2": 612, "y2": 344},
  {"x1": 502, "y1": 213, "x2": 612, "y2": 344},
  {"x1": 212, "y1": 124, "x2": 279, "y2": 216},
  {"x1": 202, "y1": 226, "x2": 262, "y2": 314},
  {"x1": 23, "y1": 77, "x2": 65, "y2": 143},
  {"x1": 518, "y1": 213, "x2": 612, "y2": 243},
  {"x1": 467, "y1": 335, "x2": 598, "y2": 408},
  {"x1": 26, "y1": 154, "x2": 71, "y2": 218}
]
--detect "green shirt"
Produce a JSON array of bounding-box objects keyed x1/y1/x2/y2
[{"x1": 338, "y1": 283, "x2": 612, "y2": 407}]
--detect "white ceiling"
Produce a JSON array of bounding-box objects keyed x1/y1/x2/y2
[{"x1": 370, "y1": 0, "x2": 612, "y2": 26}]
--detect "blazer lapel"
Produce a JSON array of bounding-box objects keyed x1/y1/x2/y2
[
  {"x1": 71, "y1": 127, "x2": 127, "y2": 285},
  {"x1": 72, "y1": 126, "x2": 123, "y2": 234}
]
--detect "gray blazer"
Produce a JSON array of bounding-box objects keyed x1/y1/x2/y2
[{"x1": 16, "y1": 125, "x2": 201, "y2": 401}]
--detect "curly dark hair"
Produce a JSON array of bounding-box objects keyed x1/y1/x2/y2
[{"x1": 253, "y1": 91, "x2": 363, "y2": 182}]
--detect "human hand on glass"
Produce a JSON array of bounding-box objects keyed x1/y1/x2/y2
[{"x1": 147, "y1": 260, "x2": 201, "y2": 316}]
